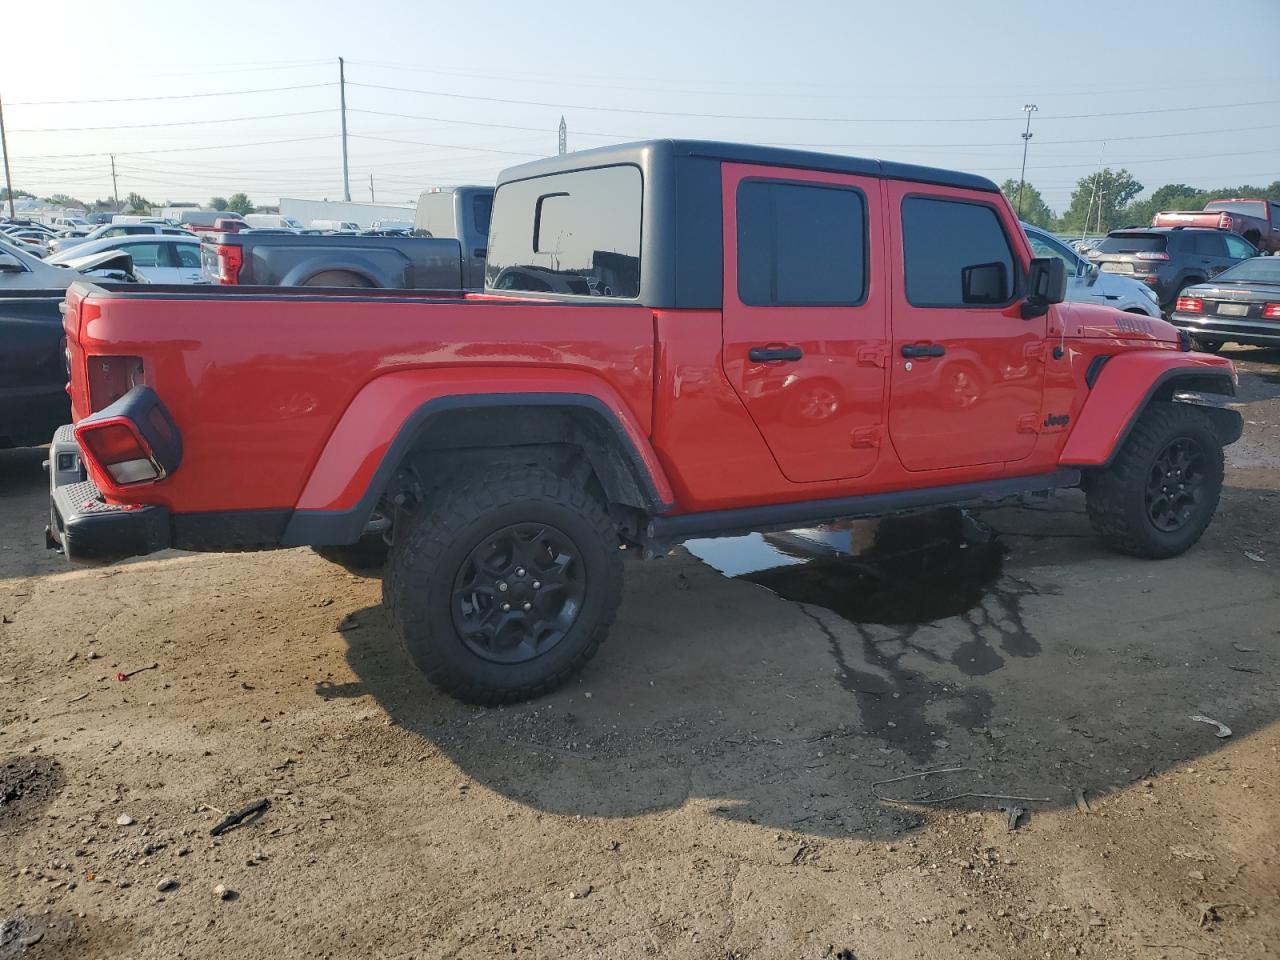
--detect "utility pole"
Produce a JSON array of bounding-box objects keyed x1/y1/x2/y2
[
  {"x1": 369, "y1": 174, "x2": 374, "y2": 202},
  {"x1": 558, "y1": 116, "x2": 567, "y2": 156},
  {"x1": 0, "y1": 93, "x2": 15, "y2": 219},
  {"x1": 339, "y1": 57, "x2": 351, "y2": 201},
  {"x1": 1016, "y1": 103, "x2": 1037, "y2": 218},
  {"x1": 109, "y1": 153, "x2": 119, "y2": 209}
]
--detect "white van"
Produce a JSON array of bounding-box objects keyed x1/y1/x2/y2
[{"x1": 244, "y1": 214, "x2": 304, "y2": 231}]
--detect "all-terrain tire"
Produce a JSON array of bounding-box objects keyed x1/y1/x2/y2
[
  {"x1": 1191, "y1": 337, "x2": 1224, "y2": 354},
  {"x1": 382, "y1": 463, "x2": 623, "y2": 704},
  {"x1": 1084, "y1": 401, "x2": 1223, "y2": 559}
]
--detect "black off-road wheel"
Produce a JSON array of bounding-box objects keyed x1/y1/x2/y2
[
  {"x1": 1191, "y1": 337, "x2": 1224, "y2": 354},
  {"x1": 1084, "y1": 401, "x2": 1224, "y2": 559},
  {"x1": 383, "y1": 463, "x2": 623, "y2": 704}
]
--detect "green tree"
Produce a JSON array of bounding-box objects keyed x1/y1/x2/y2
[
  {"x1": 999, "y1": 178, "x2": 1054, "y2": 229},
  {"x1": 1060, "y1": 168, "x2": 1143, "y2": 235},
  {"x1": 208, "y1": 196, "x2": 229, "y2": 211},
  {"x1": 42, "y1": 193, "x2": 86, "y2": 209},
  {"x1": 124, "y1": 192, "x2": 152, "y2": 214},
  {"x1": 0, "y1": 187, "x2": 36, "y2": 201},
  {"x1": 226, "y1": 193, "x2": 255, "y2": 216}
]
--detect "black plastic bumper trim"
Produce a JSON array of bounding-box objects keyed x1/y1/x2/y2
[{"x1": 49, "y1": 481, "x2": 171, "y2": 564}]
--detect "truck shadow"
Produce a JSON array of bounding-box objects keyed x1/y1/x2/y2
[{"x1": 333, "y1": 490, "x2": 1280, "y2": 840}]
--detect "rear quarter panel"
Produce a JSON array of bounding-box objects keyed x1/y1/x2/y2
[{"x1": 73, "y1": 292, "x2": 655, "y2": 513}]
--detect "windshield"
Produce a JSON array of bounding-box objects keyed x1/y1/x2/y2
[
  {"x1": 1097, "y1": 233, "x2": 1167, "y2": 253},
  {"x1": 1213, "y1": 257, "x2": 1280, "y2": 285},
  {"x1": 1203, "y1": 200, "x2": 1267, "y2": 218}
]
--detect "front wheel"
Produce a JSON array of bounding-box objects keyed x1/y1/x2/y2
[
  {"x1": 383, "y1": 463, "x2": 623, "y2": 704},
  {"x1": 1192, "y1": 337, "x2": 1224, "y2": 354},
  {"x1": 1084, "y1": 402, "x2": 1224, "y2": 559}
]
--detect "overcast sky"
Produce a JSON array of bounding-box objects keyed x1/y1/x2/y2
[{"x1": 3, "y1": 0, "x2": 1278, "y2": 212}]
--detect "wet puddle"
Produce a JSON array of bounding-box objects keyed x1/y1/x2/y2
[
  {"x1": 686, "y1": 510, "x2": 1004, "y2": 625},
  {"x1": 685, "y1": 509, "x2": 1042, "y2": 760}
]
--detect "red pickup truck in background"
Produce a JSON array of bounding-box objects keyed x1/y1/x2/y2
[
  {"x1": 1152, "y1": 198, "x2": 1280, "y2": 253},
  {"x1": 45, "y1": 140, "x2": 1242, "y2": 705}
]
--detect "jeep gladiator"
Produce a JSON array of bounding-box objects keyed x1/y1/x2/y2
[{"x1": 45, "y1": 140, "x2": 1242, "y2": 704}]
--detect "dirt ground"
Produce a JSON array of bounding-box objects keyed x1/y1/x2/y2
[{"x1": 2, "y1": 349, "x2": 1278, "y2": 960}]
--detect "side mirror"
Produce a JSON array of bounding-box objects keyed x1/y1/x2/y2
[
  {"x1": 961, "y1": 261, "x2": 1009, "y2": 305},
  {"x1": 0, "y1": 253, "x2": 24, "y2": 274},
  {"x1": 1022, "y1": 256, "x2": 1067, "y2": 318}
]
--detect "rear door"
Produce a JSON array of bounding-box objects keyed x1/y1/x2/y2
[
  {"x1": 1192, "y1": 231, "x2": 1233, "y2": 278},
  {"x1": 885, "y1": 185, "x2": 1046, "y2": 471},
  {"x1": 171, "y1": 242, "x2": 206, "y2": 283},
  {"x1": 721, "y1": 162, "x2": 888, "y2": 482}
]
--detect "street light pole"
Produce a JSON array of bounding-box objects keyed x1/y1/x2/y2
[
  {"x1": 0, "y1": 93, "x2": 15, "y2": 219},
  {"x1": 1016, "y1": 103, "x2": 1038, "y2": 217}
]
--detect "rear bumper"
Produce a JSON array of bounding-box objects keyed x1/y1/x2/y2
[
  {"x1": 45, "y1": 426, "x2": 171, "y2": 564},
  {"x1": 1169, "y1": 312, "x2": 1280, "y2": 346}
]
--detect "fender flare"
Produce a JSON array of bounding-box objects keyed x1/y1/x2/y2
[
  {"x1": 281, "y1": 368, "x2": 673, "y2": 546},
  {"x1": 1059, "y1": 352, "x2": 1238, "y2": 468}
]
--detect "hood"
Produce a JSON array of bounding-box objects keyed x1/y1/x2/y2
[{"x1": 1059, "y1": 301, "x2": 1180, "y2": 346}]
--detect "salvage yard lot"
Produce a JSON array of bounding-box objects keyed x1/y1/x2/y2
[{"x1": 2, "y1": 352, "x2": 1279, "y2": 960}]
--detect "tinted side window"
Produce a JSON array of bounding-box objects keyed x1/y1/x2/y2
[
  {"x1": 902, "y1": 197, "x2": 1015, "y2": 307},
  {"x1": 1223, "y1": 234, "x2": 1255, "y2": 259},
  {"x1": 472, "y1": 193, "x2": 492, "y2": 236},
  {"x1": 737, "y1": 180, "x2": 866, "y2": 306},
  {"x1": 1193, "y1": 233, "x2": 1227, "y2": 257},
  {"x1": 486, "y1": 164, "x2": 641, "y2": 298}
]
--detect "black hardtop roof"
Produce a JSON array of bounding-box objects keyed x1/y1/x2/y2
[{"x1": 498, "y1": 139, "x2": 999, "y2": 193}]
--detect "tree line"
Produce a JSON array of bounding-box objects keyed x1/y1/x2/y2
[
  {"x1": 2, "y1": 188, "x2": 257, "y2": 216},
  {"x1": 1003, "y1": 172, "x2": 1280, "y2": 238}
]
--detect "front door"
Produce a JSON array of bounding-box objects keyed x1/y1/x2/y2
[
  {"x1": 721, "y1": 163, "x2": 888, "y2": 483},
  {"x1": 885, "y1": 185, "x2": 1047, "y2": 471}
]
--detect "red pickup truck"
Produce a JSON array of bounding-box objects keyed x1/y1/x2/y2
[
  {"x1": 1152, "y1": 198, "x2": 1280, "y2": 253},
  {"x1": 46, "y1": 140, "x2": 1242, "y2": 704}
]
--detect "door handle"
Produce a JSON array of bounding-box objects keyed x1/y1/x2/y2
[
  {"x1": 473, "y1": 247, "x2": 487, "y2": 259},
  {"x1": 901, "y1": 343, "x2": 946, "y2": 358},
  {"x1": 748, "y1": 346, "x2": 803, "y2": 362}
]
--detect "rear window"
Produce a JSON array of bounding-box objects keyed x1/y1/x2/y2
[
  {"x1": 1097, "y1": 233, "x2": 1167, "y2": 253},
  {"x1": 485, "y1": 164, "x2": 641, "y2": 298},
  {"x1": 1215, "y1": 257, "x2": 1280, "y2": 283},
  {"x1": 1204, "y1": 200, "x2": 1267, "y2": 218}
]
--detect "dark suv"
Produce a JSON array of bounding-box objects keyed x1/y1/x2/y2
[{"x1": 1086, "y1": 228, "x2": 1258, "y2": 312}]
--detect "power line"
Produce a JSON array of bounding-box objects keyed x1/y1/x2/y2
[
  {"x1": 14, "y1": 134, "x2": 339, "y2": 160},
  {"x1": 8, "y1": 82, "x2": 337, "y2": 107},
  {"x1": 8, "y1": 109, "x2": 334, "y2": 134},
  {"x1": 350, "y1": 134, "x2": 546, "y2": 158},
  {"x1": 347, "y1": 81, "x2": 1280, "y2": 125}
]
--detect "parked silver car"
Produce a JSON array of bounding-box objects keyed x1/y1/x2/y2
[{"x1": 1022, "y1": 224, "x2": 1161, "y2": 317}]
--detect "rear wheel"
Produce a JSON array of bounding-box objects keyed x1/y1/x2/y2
[
  {"x1": 304, "y1": 270, "x2": 374, "y2": 288},
  {"x1": 1084, "y1": 402, "x2": 1223, "y2": 559},
  {"x1": 383, "y1": 463, "x2": 623, "y2": 704}
]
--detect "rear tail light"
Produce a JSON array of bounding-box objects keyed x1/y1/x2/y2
[
  {"x1": 1136, "y1": 252, "x2": 1170, "y2": 261},
  {"x1": 1220, "y1": 214, "x2": 1233, "y2": 230},
  {"x1": 87, "y1": 355, "x2": 145, "y2": 411},
  {"x1": 76, "y1": 418, "x2": 161, "y2": 485},
  {"x1": 208, "y1": 243, "x2": 243, "y2": 284},
  {"x1": 1263, "y1": 303, "x2": 1280, "y2": 320},
  {"x1": 1175, "y1": 296, "x2": 1204, "y2": 313},
  {"x1": 75, "y1": 386, "x2": 182, "y2": 488}
]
